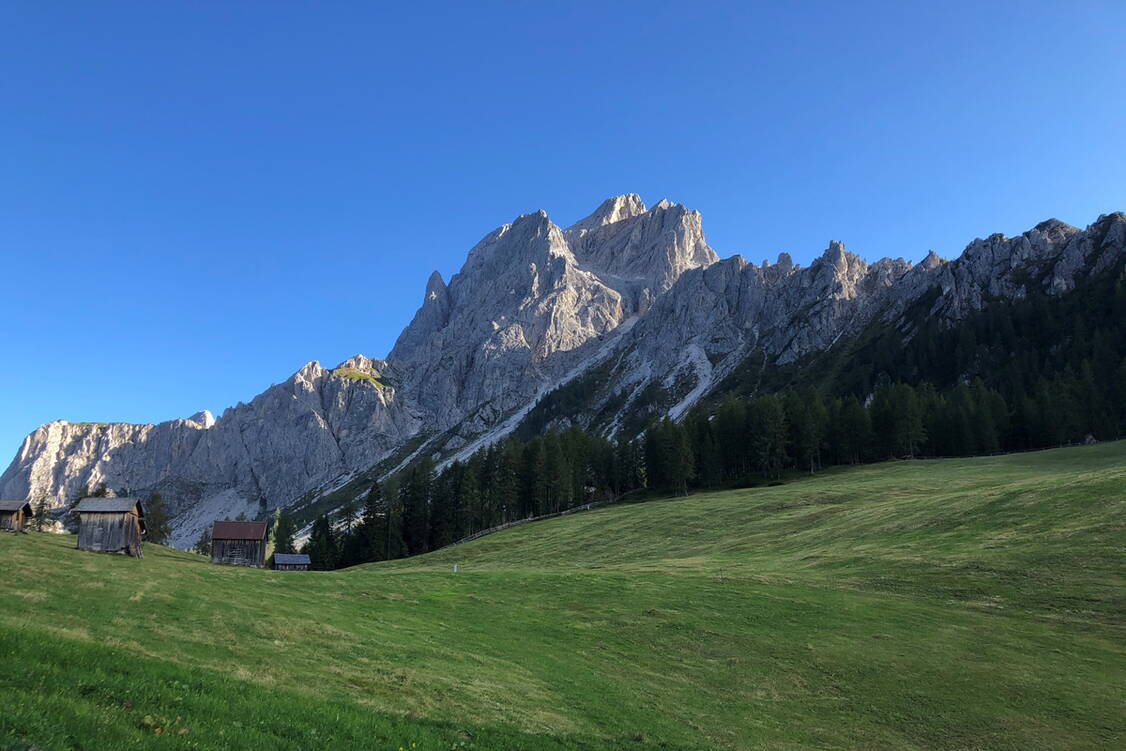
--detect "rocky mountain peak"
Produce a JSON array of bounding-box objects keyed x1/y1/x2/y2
[
  {"x1": 817, "y1": 240, "x2": 860, "y2": 276},
  {"x1": 568, "y1": 193, "x2": 647, "y2": 232},
  {"x1": 425, "y1": 270, "x2": 446, "y2": 296},
  {"x1": 564, "y1": 197, "x2": 717, "y2": 293},
  {"x1": 294, "y1": 360, "x2": 325, "y2": 382},
  {"x1": 920, "y1": 250, "x2": 944, "y2": 269},
  {"x1": 335, "y1": 355, "x2": 384, "y2": 373},
  {"x1": 1032, "y1": 218, "x2": 1073, "y2": 233},
  {"x1": 186, "y1": 410, "x2": 216, "y2": 429}
]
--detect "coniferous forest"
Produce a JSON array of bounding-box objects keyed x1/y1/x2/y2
[{"x1": 294, "y1": 259, "x2": 1126, "y2": 570}]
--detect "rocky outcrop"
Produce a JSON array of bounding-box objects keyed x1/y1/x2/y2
[
  {"x1": 0, "y1": 357, "x2": 420, "y2": 547},
  {"x1": 500, "y1": 212, "x2": 1126, "y2": 440},
  {"x1": 388, "y1": 196, "x2": 717, "y2": 430},
  {"x1": 3, "y1": 197, "x2": 1122, "y2": 547}
]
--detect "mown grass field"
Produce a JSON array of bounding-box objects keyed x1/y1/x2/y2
[{"x1": 2, "y1": 443, "x2": 1124, "y2": 750}]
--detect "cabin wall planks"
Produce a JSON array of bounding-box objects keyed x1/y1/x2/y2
[
  {"x1": 77, "y1": 512, "x2": 144, "y2": 557},
  {"x1": 211, "y1": 538, "x2": 267, "y2": 567}
]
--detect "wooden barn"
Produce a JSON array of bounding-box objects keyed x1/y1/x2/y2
[
  {"x1": 273, "y1": 553, "x2": 311, "y2": 571},
  {"x1": 210, "y1": 520, "x2": 268, "y2": 567},
  {"x1": 75, "y1": 497, "x2": 145, "y2": 557},
  {"x1": 0, "y1": 500, "x2": 32, "y2": 532}
]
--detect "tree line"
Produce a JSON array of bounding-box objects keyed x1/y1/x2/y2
[{"x1": 295, "y1": 358, "x2": 1126, "y2": 571}]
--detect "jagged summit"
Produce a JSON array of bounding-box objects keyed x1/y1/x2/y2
[
  {"x1": 335, "y1": 354, "x2": 384, "y2": 373},
  {"x1": 186, "y1": 410, "x2": 215, "y2": 429},
  {"x1": 1034, "y1": 218, "x2": 1071, "y2": 232},
  {"x1": 568, "y1": 193, "x2": 647, "y2": 232},
  {"x1": 920, "y1": 249, "x2": 944, "y2": 268}
]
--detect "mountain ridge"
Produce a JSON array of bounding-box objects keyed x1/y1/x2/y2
[{"x1": 3, "y1": 197, "x2": 1122, "y2": 547}]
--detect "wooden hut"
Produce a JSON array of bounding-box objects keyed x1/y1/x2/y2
[
  {"x1": 75, "y1": 497, "x2": 145, "y2": 557},
  {"x1": 210, "y1": 520, "x2": 267, "y2": 567},
  {"x1": 0, "y1": 500, "x2": 33, "y2": 532},
  {"x1": 273, "y1": 553, "x2": 310, "y2": 571}
]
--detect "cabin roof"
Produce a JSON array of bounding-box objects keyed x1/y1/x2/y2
[
  {"x1": 0, "y1": 500, "x2": 32, "y2": 513},
  {"x1": 274, "y1": 553, "x2": 310, "y2": 565},
  {"x1": 211, "y1": 520, "x2": 268, "y2": 541},
  {"x1": 75, "y1": 497, "x2": 144, "y2": 515}
]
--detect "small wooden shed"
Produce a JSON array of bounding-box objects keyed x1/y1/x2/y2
[
  {"x1": 0, "y1": 500, "x2": 33, "y2": 532},
  {"x1": 273, "y1": 553, "x2": 311, "y2": 571},
  {"x1": 210, "y1": 520, "x2": 268, "y2": 567},
  {"x1": 75, "y1": 497, "x2": 145, "y2": 557}
]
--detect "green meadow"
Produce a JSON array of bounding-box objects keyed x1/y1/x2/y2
[{"x1": 2, "y1": 443, "x2": 1124, "y2": 750}]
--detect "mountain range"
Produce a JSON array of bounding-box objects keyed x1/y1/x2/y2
[{"x1": 3, "y1": 195, "x2": 1123, "y2": 547}]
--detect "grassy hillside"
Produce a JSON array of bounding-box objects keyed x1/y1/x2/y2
[{"x1": 2, "y1": 443, "x2": 1124, "y2": 750}]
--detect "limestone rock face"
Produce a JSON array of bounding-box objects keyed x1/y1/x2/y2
[
  {"x1": 0, "y1": 359, "x2": 420, "y2": 547},
  {"x1": 553, "y1": 212, "x2": 1126, "y2": 431},
  {"x1": 2, "y1": 196, "x2": 1123, "y2": 547},
  {"x1": 388, "y1": 197, "x2": 718, "y2": 429}
]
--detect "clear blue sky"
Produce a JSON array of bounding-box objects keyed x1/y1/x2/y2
[{"x1": 2, "y1": 1, "x2": 1125, "y2": 459}]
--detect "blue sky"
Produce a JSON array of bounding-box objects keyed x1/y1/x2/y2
[{"x1": 2, "y1": 0, "x2": 1125, "y2": 459}]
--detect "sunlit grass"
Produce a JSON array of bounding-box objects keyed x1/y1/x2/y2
[{"x1": 2, "y1": 442, "x2": 1124, "y2": 749}]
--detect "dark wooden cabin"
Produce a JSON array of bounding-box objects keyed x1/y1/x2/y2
[
  {"x1": 210, "y1": 520, "x2": 268, "y2": 567},
  {"x1": 75, "y1": 497, "x2": 145, "y2": 557},
  {"x1": 0, "y1": 500, "x2": 33, "y2": 532},
  {"x1": 272, "y1": 553, "x2": 311, "y2": 571}
]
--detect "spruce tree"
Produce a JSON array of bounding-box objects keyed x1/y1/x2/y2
[
  {"x1": 748, "y1": 396, "x2": 788, "y2": 479},
  {"x1": 64, "y1": 484, "x2": 91, "y2": 533},
  {"x1": 400, "y1": 461, "x2": 433, "y2": 555},
  {"x1": 31, "y1": 496, "x2": 49, "y2": 532},
  {"x1": 273, "y1": 509, "x2": 298, "y2": 555},
  {"x1": 457, "y1": 465, "x2": 482, "y2": 537},
  {"x1": 192, "y1": 528, "x2": 212, "y2": 556},
  {"x1": 306, "y1": 515, "x2": 337, "y2": 570},
  {"x1": 145, "y1": 492, "x2": 171, "y2": 545},
  {"x1": 667, "y1": 420, "x2": 695, "y2": 495},
  {"x1": 351, "y1": 480, "x2": 385, "y2": 562}
]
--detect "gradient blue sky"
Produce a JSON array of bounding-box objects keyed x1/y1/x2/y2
[{"x1": 2, "y1": 1, "x2": 1125, "y2": 459}]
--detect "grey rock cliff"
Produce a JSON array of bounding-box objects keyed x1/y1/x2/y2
[
  {"x1": 511, "y1": 212, "x2": 1126, "y2": 436},
  {"x1": 1, "y1": 357, "x2": 420, "y2": 547},
  {"x1": 388, "y1": 196, "x2": 717, "y2": 430}
]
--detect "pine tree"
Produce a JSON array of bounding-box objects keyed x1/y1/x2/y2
[
  {"x1": 429, "y1": 462, "x2": 457, "y2": 549},
  {"x1": 457, "y1": 464, "x2": 482, "y2": 537},
  {"x1": 192, "y1": 528, "x2": 212, "y2": 556},
  {"x1": 613, "y1": 437, "x2": 640, "y2": 496},
  {"x1": 496, "y1": 442, "x2": 521, "y2": 523},
  {"x1": 747, "y1": 396, "x2": 788, "y2": 479},
  {"x1": 31, "y1": 496, "x2": 49, "y2": 532},
  {"x1": 667, "y1": 420, "x2": 695, "y2": 495},
  {"x1": 1116, "y1": 357, "x2": 1126, "y2": 436},
  {"x1": 381, "y1": 475, "x2": 406, "y2": 559},
  {"x1": 544, "y1": 433, "x2": 570, "y2": 513},
  {"x1": 697, "y1": 423, "x2": 723, "y2": 488},
  {"x1": 145, "y1": 492, "x2": 171, "y2": 545},
  {"x1": 64, "y1": 484, "x2": 91, "y2": 533},
  {"x1": 273, "y1": 509, "x2": 298, "y2": 555},
  {"x1": 520, "y1": 438, "x2": 548, "y2": 517},
  {"x1": 305, "y1": 515, "x2": 337, "y2": 570},
  {"x1": 785, "y1": 390, "x2": 827, "y2": 473},
  {"x1": 348, "y1": 480, "x2": 385, "y2": 562},
  {"x1": 715, "y1": 395, "x2": 747, "y2": 480},
  {"x1": 400, "y1": 460, "x2": 433, "y2": 555},
  {"x1": 837, "y1": 396, "x2": 871, "y2": 464}
]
